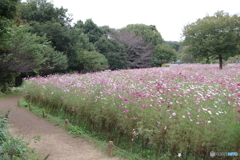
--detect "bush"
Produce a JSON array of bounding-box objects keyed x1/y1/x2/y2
[
  {"x1": 161, "y1": 64, "x2": 169, "y2": 67},
  {"x1": 0, "y1": 72, "x2": 20, "y2": 93}
]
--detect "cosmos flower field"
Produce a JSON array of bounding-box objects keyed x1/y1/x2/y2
[{"x1": 23, "y1": 64, "x2": 240, "y2": 159}]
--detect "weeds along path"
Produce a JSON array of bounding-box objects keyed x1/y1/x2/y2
[{"x1": 0, "y1": 95, "x2": 122, "y2": 160}]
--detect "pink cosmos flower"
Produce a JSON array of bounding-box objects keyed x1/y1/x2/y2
[
  {"x1": 122, "y1": 110, "x2": 129, "y2": 113},
  {"x1": 236, "y1": 116, "x2": 240, "y2": 120},
  {"x1": 187, "y1": 112, "x2": 191, "y2": 115},
  {"x1": 237, "y1": 110, "x2": 240, "y2": 113}
]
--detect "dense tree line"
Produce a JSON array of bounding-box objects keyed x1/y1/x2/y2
[{"x1": 0, "y1": 0, "x2": 178, "y2": 92}]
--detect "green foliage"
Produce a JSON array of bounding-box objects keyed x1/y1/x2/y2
[
  {"x1": 83, "y1": 19, "x2": 104, "y2": 44},
  {"x1": 0, "y1": 0, "x2": 18, "y2": 19},
  {"x1": 165, "y1": 41, "x2": 180, "y2": 52},
  {"x1": 125, "y1": 24, "x2": 164, "y2": 46},
  {"x1": 180, "y1": 53, "x2": 196, "y2": 63},
  {"x1": 152, "y1": 44, "x2": 177, "y2": 67},
  {"x1": 94, "y1": 36, "x2": 128, "y2": 70},
  {"x1": 0, "y1": 0, "x2": 18, "y2": 35},
  {"x1": 161, "y1": 64, "x2": 170, "y2": 67},
  {"x1": 0, "y1": 0, "x2": 18, "y2": 50},
  {"x1": 67, "y1": 29, "x2": 95, "y2": 71},
  {"x1": 77, "y1": 51, "x2": 109, "y2": 72},
  {"x1": 0, "y1": 25, "x2": 68, "y2": 73},
  {"x1": 179, "y1": 46, "x2": 196, "y2": 63},
  {"x1": 182, "y1": 10, "x2": 240, "y2": 69},
  {"x1": 0, "y1": 111, "x2": 29, "y2": 159},
  {"x1": 29, "y1": 21, "x2": 96, "y2": 71},
  {"x1": 19, "y1": 0, "x2": 72, "y2": 26},
  {"x1": 227, "y1": 54, "x2": 240, "y2": 64},
  {"x1": 0, "y1": 72, "x2": 20, "y2": 93},
  {"x1": 30, "y1": 21, "x2": 71, "y2": 53}
]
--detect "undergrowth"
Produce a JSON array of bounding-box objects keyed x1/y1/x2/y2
[{"x1": 0, "y1": 110, "x2": 40, "y2": 160}]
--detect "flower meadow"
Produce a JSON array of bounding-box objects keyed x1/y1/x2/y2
[{"x1": 23, "y1": 64, "x2": 240, "y2": 159}]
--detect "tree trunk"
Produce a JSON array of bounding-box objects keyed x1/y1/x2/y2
[{"x1": 219, "y1": 55, "x2": 223, "y2": 69}]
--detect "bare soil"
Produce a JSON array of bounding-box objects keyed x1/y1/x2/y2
[{"x1": 0, "y1": 95, "x2": 124, "y2": 160}]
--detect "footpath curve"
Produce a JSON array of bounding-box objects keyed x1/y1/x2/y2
[{"x1": 0, "y1": 95, "x2": 122, "y2": 160}]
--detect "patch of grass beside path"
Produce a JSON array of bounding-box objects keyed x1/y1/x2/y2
[{"x1": 0, "y1": 87, "x2": 23, "y2": 99}]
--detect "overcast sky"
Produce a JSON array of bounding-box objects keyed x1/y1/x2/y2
[{"x1": 24, "y1": 0, "x2": 240, "y2": 42}]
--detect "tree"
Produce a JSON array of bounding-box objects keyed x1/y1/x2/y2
[
  {"x1": 165, "y1": 41, "x2": 181, "y2": 52},
  {"x1": 20, "y1": 1, "x2": 98, "y2": 72},
  {"x1": 83, "y1": 19, "x2": 104, "y2": 44},
  {"x1": 152, "y1": 44, "x2": 177, "y2": 67},
  {"x1": 0, "y1": 0, "x2": 19, "y2": 49},
  {"x1": 30, "y1": 21, "x2": 71, "y2": 52},
  {"x1": 94, "y1": 36, "x2": 128, "y2": 70},
  {"x1": 77, "y1": 51, "x2": 109, "y2": 72},
  {"x1": 0, "y1": 25, "x2": 68, "y2": 73},
  {"x1": 125, "y1": 24, "x2": 164, "y2": 46},
  {"x1": 19, "y1": 0, "x2": 72, "y2": 26},
  {"x1": 19, "y1": 0, "x2": 73, "y2": 54},
  {"x1": 67, "y1": 26, "x2": 95, "y2": 71},
  {"x1": 0, "y1": 0, "x2": 21, "y2": 92},
  {"x1": 109, "y1": 29, "x2": 153, "y2": 68},
  {"x1": 182, "y1": 11, "x2": 240, "y2": 69}
]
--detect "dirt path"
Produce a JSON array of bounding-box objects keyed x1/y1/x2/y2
[{"x1": 0, "y1": 95, "x2": 123, "y2": 160}]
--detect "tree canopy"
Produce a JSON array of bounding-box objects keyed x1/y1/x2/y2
[
  {"x1": 0, "y1": 25, "x2": 68, "y2": 73},
  {"x1": 182, "y1": 11, "x2": 240, "y2": 69},
  {"x1": 109, "y1": 29, "x2": 153, "y2": 68},
  {"x1": 152, "y1": 44, "x2": 177, "y2": 67},
  {"x1": 125, "y1": 24, "x2": 164, "y2": 46},
  {"x1": 0, "y1": 0, "x2": 180, "y2": 92},
  {"x1": 19, "y1": 0, "x2": 72, "y2": 26},
  {"x1": 94, "y1": 36, "x2": 128, "y2": 70}
]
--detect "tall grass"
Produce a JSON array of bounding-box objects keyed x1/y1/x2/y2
[{"x1": 23, "y1": 64, "x2": 240, "y2": 159}]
